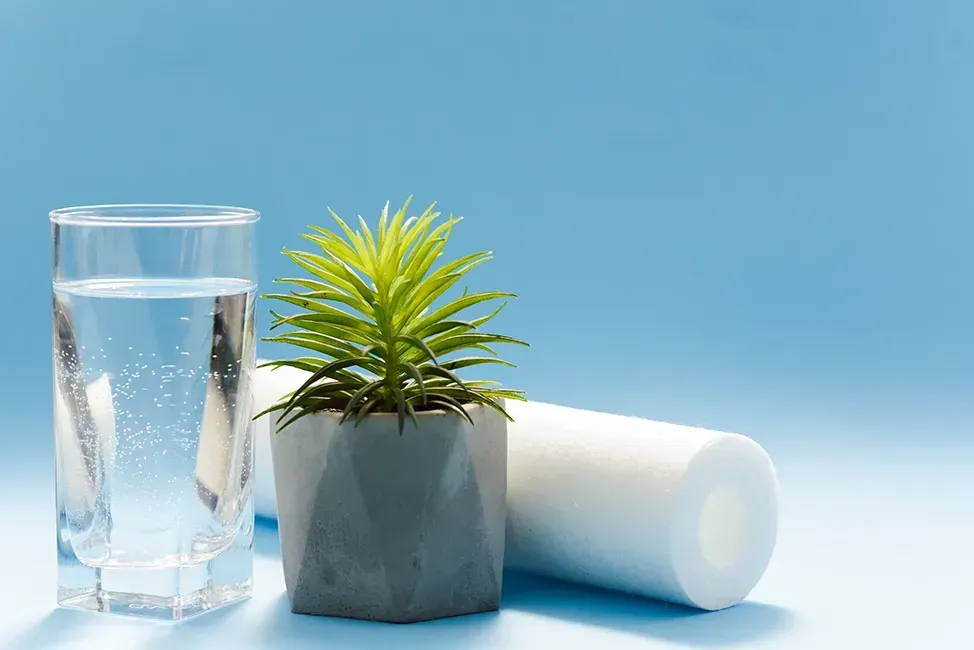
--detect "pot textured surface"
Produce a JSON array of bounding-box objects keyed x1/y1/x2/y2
[{"x1": 270, "y1": 403, "x2": 507, "y2": 623}]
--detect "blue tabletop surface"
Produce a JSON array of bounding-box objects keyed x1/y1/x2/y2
[{"x1": 1, "y1": 433, "x2": 969, "y2": 650}]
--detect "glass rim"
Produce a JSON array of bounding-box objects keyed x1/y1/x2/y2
[{"x1": 49, "y1": 204, "x2": 260, "y2": 227}]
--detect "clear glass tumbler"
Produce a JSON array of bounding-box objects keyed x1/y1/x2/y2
[{"x1": 50, "y1": 205, "x2": 259, "y2": 620}]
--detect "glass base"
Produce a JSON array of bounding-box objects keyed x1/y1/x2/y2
[
  {"x1": 58, "y1": 571, "x2": 252, "y2": 620},
  {"x1": 57, "y1": 503, "x2": 254, "y2": 621}
]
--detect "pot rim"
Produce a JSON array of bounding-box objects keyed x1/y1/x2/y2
[{"x1": 301, "y1": 401, "x2": 496, "y2": 419}]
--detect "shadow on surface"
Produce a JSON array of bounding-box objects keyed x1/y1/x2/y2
[
  {"x1": 254, "y1": 517, "x2": 281, "y2": 558},
  {"x1": 254, "y1": 592, "x2": 503, "y2": 650},
  {"x1": 2, "y1": 596, "x2": 502, "y2": 650},
  {"x1": 253, "y1": 521, "x2": 792, "y2": 647},
  {"x1": 7, "y1": 573, "x2": 794, "y2": 650},
  {"x1": 11, "y1": 525, "x2": 789, "y2": 649},
  {"x1": 502, "y1": 571, "x2": 795, "y2": 647}
]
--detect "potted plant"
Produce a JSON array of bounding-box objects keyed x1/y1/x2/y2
[{"x1": 258, "y1": 197, "x2": 528, "y2": 623}]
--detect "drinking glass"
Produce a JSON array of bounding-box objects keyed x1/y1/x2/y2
[{"x1": 51, "y1": 205, "x2": 259, "y2": 620}]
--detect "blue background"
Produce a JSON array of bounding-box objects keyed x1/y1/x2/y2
[{"x1": 1, "y1": 1, "x2": 971, "y2": 648}]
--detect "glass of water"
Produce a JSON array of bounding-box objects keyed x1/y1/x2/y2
[{"x1": 51, "y1": 205, "x2": 259, "y2": 620}]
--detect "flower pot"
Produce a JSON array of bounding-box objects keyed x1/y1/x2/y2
[{"x1": 269, "y1": 402, "x2": 507, "y2": 623}]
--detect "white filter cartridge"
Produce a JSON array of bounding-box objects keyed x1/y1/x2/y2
[{"x1": 504, "y1": 400, "x2": 778, "y2": 610}]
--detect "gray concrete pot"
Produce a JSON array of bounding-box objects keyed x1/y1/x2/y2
[{"x1": 269, "y1": 402, "x2": 507, "y2": 623}]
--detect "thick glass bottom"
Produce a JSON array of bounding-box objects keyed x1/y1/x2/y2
[
  {"x1": 58, "y1": 558, "x2": 253, "y2": 621},
  {"x1": 58, "y1": 573, "x2": 252, "y2": 620},
  {"x1": 57, "y1": 502, "x2": 254, "y2": 620}
]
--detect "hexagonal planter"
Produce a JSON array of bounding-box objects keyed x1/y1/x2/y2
[{"x1": 269, "y1": 402, "x2": 507, "y2": 623}]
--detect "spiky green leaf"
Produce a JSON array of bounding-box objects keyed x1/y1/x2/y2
[{"x1": 258, "y1": 197, "x2": 528, "y2": 434}]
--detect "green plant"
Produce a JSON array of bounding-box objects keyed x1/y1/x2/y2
[{"x1": 258, "y1": 196, "x2": 528, "y2": 434}]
